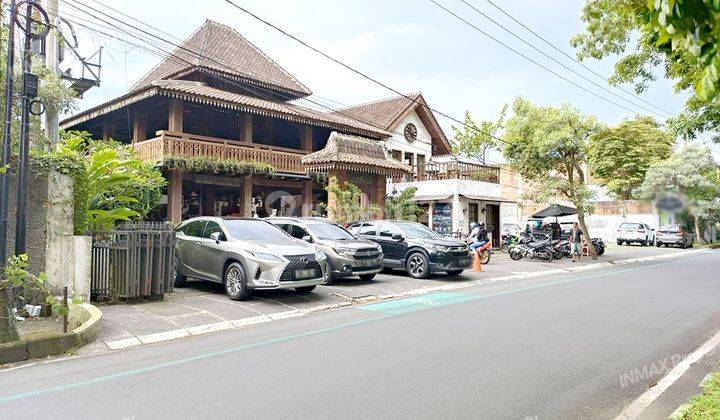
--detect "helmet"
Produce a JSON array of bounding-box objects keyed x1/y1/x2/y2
[
  {"x1": 479, "y1": 222, "x2": 485, "y2": 228},
  {"x1": 469, "y1": 222, "x2": 477, "y2": 229}
]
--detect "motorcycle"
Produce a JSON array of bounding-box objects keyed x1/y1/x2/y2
[
  {"x1": 500, "y1": 233, "x2": 522, "y2": 253},
  {"x1": 508, "y1": 237, "x2": 554, "y2": 262},
  {"x1": 471, "y1": 241, "x2": 492, "y2": 264}
]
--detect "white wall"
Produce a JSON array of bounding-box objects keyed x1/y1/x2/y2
[{"x1": 385, "y1": 110, "x2": 433, "y2": 159}]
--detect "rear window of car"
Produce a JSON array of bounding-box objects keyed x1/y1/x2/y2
[
  {"x1": 660, "y1": 225, "x2": 681, "y2": 232},
  {"x1": 619, "y1": 223, "x2": 641, "y2": 230}
]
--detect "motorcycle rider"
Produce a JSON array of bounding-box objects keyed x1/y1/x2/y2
[{"x1": 467, "y1": 222, "x2": 489, "y2": 251}]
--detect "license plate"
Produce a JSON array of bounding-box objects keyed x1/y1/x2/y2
[
  {"x1": 355, "y1": 259, "x2": 376, "y2": 267},
  {"x1": 458, "y1": 258, "x2": 470, "y2": 265},
  {"x1": 295, "y1": 269, "x2": 316, "y2": 279}
]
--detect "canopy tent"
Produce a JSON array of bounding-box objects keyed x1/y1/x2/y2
[{"x1": 532, "y1": 204, "x2": 578, "y2": 219}]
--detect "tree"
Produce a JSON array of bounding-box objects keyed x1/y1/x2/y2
[
  {"x1": 588, "y1": 116, "x2": 675, "y2": 209},
  {"x1": 571, "y1": 0, "x2": 720, "y2": 140},
  {"x1": 502, "y1": 97, "x2": 601, "y2": 256},
  {"x1": 324, "y1": 176, "x2": 379, "y2": 225},
  {"x1": 451, "y1": 106, "x2": 506, "y2": 164},
  {"x1": 386, "y1": 187, "x2": 422, "y2": 221},
  {"x1": 635, "y1": 145, "x2": 720, "y2": 243}
]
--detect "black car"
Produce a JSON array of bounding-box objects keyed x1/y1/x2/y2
[{"x1": 348, "y1": 220, "x2": 472, "y2": 278}]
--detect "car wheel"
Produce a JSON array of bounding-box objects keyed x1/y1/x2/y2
[
  {"x1": 324, "y1": 272, "x2": 335, "y2": 285},
  {"x1": 295, "y1": 286, "x2": 317, "y2": 293},
  {"x1": 406, "y1": 252, "x2": 430, "y2": 279},
  {"x1": 172, "y1": 257, "x2": 187, "y2": 288},
  {"x1": 656, "y1": 241, "x2": 661, "y2": 247},
  {"x1": 446, "y1": 269, "x2": 463, "y2": 276},
  {"x1": 617, "y1": 240, "x2": 623, "y2": 246},
  {"x1": 358, "y1": 273, "x2": 376, "y2": 281},
  {"x1": 641, "y1": 240, "x2": 646, "y2": 247},
  {"x1": 224, "y1": 262, "x2": 252, "y2": 301}
]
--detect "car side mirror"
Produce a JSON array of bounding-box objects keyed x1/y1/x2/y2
[
  {"x1": 302, "y1": 235, "x2": 313, "y2": 243},
  {"x1": 391, "y1": 233, "x2": 403, "y2": 241},
  {"x1": 210, "y1": 232, "x2": 223, "y2": 244}
]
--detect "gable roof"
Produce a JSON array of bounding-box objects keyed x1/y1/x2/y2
[
  {"x1": 130, "y1": 19, "x2": 311, "y2": 99},
  {"x1": 302, "y1": 131, "x2": 410, "y2": 175},
  {"x1": 336, "y1": 92, "x2": 452, "y2": 154}
]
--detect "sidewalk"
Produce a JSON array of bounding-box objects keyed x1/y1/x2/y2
[{"x1": 87, "y1": 245, "x2": 699, "y2": 352}]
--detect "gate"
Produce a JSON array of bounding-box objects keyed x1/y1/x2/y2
[{"x1": 91, "y1": 222, "x2": 175, "y2": 301}]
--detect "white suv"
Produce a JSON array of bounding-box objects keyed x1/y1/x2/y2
[{"x1": 616, "y1": 222, "x2": 655, "y2": 246}]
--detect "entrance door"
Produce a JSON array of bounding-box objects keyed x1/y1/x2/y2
[{"x1": 486, "y1": 204, "x2": 500, "y2": 246}]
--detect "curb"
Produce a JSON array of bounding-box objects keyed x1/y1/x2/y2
[
  {"x1": 0, "y1": 303, "x2": 103, "y2": 365},
  {"x1": 104, "y1": 249, "x2": 708, "y2": 351}
]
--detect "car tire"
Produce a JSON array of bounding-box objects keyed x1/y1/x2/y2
[
  {"x1": 295, "y1": 286, "x2": 317, "y2": 293},
  {"x1": 358, "y1": 273, "x2": 376, "y2": 281},
  {"x1": 617, "y1": 240, "x2": 623, "y2": 246},
  {"x1": 172, "y1": 257, "x2": 187, "y2": 288},
  {"x1": 641, "y1": 240, "x2": 646, "y2": 247},
  {"x1": 406, "y1": 252, "x2": 430, "y2": 279},
  {"x1": 224, "y1": 262, "x2": 252, "y2": 301},
  {"x1": 656, "y1": 241, "x2": 661, "y2": 247},
  {"x1": 446, "y1": 269, "x2": 463, "y2": 276},
  {"x1": 324, "y1": 272, "x2": 335, "y2": 285}
]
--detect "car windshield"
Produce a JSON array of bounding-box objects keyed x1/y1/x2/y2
[
  {"x1": 396, "y1": 222, "x2": 441, "y2": 239},
  {"x1": 619, "y1": 223, "x2": 641, "y2": 229},
  {"x1": 223, "y1": 220, "x2": 290, "y2": 241},
  {"x1": 307, "y1": 223, "x2": 355, "y2": 240}
]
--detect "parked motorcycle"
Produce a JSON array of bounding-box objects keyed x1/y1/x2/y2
[{"x1": 508, "y1": 237, "x2": 554, "y2": 262}]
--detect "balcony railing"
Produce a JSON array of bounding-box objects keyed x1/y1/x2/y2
[
  {"x1": 133, "y1": 131, "x2": 307, "y2": 174},
  {"x1": 391, "y1": 161, "x2": 500, "y2": 184}
]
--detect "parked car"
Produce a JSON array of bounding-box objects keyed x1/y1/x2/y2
[
  {"x1": 266, "y1": 217, "x2": 383, "y2": 284},
  {"x1": 173, "y1": 217, "x2": 328, "y2": 300},
  {"x1": 616, "y1": 222, "x2": 656, "y2": 246},
  {"x1": 655, "y1": 224, "x2": 694, "y2": 248},
  {"x1": 348, "y1": 220, "x2": 471, "y2": 278}
]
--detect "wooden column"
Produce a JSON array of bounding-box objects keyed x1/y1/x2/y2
[
  {"x1": 202, "y1": 187, "x2": 215, "y2": 216},
  {"x1": 168, "y1": 99, "x2": 184, "y2": 132},
  {"x1": 301, "y1": 180, "x2": 313, "y2": 217},
  {"x1": 132, "y1": 112, "x2": 146, "y2": 144},
  {"x1": 373, "y1": 173, "x2": 386, "y2": 220},
  {"x1": 326, "y1": 169, "x2": 346, "y2": 221},
  {"x1": 102, "y1": 121, "x2": 114, "y2": 141},
  {"x1": 241, "y1": 175, "x2": 253, "y2": 217},
  {"x1": 301, "y1": 125, "x2": 313, "y2": 152},
  {"x1": 167, "y1": 169, "x2": 183, "y2": 224},
  {"x1": 241, "y1": 113, "x2": 253, "y2": 142}
]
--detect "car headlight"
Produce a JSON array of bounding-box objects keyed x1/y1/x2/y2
[
  {"x1": 333, "y1": 247, "x2": 355, "y2": 256},
  {"x1": 431, "y1": 244, "x2": 450, "y2": 252},
  {"x1": 249, "y1": 251, "x2": 283, "y2": 262}
]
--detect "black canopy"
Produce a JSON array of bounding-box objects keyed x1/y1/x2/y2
[{"x1": 532, "y1": 204, "x2": 578, "y2": 218}]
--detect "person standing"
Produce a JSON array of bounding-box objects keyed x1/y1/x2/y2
[{"x1": 570, "y1": 222, "x2": 583, "y2": 262}]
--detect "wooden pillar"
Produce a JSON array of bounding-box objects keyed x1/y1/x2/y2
[
  {"x1": 326, "y1": 169, "x2": 346, "y2": 221},
  {"x1": 203, "y1": 187, "x2": 215, "y2": 216},
  {"x1": 301, "y1": 180, "x2": 313, "y2": 217},
  {"x1": 168, "y1": 99, "x2": 183, "y2": 132},
  {"x1": 373, "y1": 173, "x2": 386, "y2": 220},
  {"x1": 241, "y1": 113, "x2": 253, "y2": 143},
  {"x1": 241, "y1": 175, "x2": 253, "y2": 217},
  {"x1": 102, "y1": 121, "x2": 114, "y2": 141},
  {"x1": 301, "y1": 125, "x2": 313, "y2": 152},
  {"x1": 167, "y1": 169, "x2": 183, "y2": 224},
  {"x1": 132, "y1": 112, "x2": 146, "y2": 144}
]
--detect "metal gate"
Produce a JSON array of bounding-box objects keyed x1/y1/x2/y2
[{"x1": 91, "y1": 222, "x2": 175, "y2": 301}]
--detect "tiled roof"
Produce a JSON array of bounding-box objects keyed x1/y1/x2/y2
[
  {"x1": 302, "y1": 131, "x2": 410, "y2": 175},
  {"x1": 130, "y1": 20, "x2": 311, "y2": 98},
  {"x1": 337, "y1": 92, "x2": 452, "y2": 154}
]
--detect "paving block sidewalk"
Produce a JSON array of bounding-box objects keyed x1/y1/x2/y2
[{"x1": 88, "y1": 245, "x2": 696, "y2": 352}]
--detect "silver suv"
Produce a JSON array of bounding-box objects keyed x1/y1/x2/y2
[
  {"x1": 267, "y1": 217, "x2": 383, "y2": 284},
  {"x1": 173, "y1": 217, "x2": 328, "y2": 300}
]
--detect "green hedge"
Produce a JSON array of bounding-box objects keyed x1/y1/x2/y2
[{"x1": 162, "y1": 155, "x2": 276, "y2": 177}]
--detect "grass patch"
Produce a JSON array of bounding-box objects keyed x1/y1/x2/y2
[{"x1": 682, "y1": 372, "x2": 720, "y2": 419}]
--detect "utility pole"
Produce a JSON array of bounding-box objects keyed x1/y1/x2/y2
[
  {"x1": 0, "y1": 0, "x2": 17, "y2": 272},
  {"x1": 42, "y1": 0, "x2": 59, "y2": 144}
]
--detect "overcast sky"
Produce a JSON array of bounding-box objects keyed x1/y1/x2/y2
[{"x1": 60, "y1": 0, "x2": 719, "y2": 160}]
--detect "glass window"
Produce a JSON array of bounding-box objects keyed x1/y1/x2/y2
[
  {"x1": 288, "y1": 224, "x2": 308, "y2": 239},
  {"x1": 396, "y1": 222, "x2": 441, "y2": 239},
  {"x1": 307, "y1": 223, "x2": 355, "y2": 240},
  {"x1": 183, "y1": 220, "x2": 206, "y2": 237},
  {"x1": 619, "y1": 223, "x2": 641, "y2": 230},
  {"x1": 356, "y1": 223, "x2": 377, "y2": 236},
  {"x1": 202, "y1": 221, "x2": 225, "y2": 240},
  {"x1": 379, "y1": 223, "x2": 402, "y2": 238},
  {"x1": 223, "y1": 220, "x2": 291, "y2": 241},
  {"x1": 271, "y1": 223, "x2": 291, "y2": 233}
]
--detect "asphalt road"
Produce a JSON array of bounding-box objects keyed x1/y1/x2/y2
[{"x1": 1, "y1": 250, "x2": 719, "y2": 419}]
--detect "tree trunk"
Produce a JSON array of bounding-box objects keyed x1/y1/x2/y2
[
  {"x1": 0, "y1": 288, "x2": 20, "y2": 343},
  {"x1": 577, "y1": 213, "x2": 598, "y2": 259},
  {"x1": 694, "y1": 216, "x2": 705, "y2": 245}
]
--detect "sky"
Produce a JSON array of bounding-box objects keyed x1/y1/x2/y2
[{"x1": 59, "y1": 0, "x2": 719, "y2": 160}]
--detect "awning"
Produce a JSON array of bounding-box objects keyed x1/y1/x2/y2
[{"x1": 413, "y1": 193, "x2": 452, "y2": 201}]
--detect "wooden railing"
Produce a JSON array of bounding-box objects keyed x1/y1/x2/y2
[
  {"x1": 133, "y1": 131, "x2": 307, "y2": 174},
  {"x1": 391, "y1": 161, "x2": 500, "y2": 183}
]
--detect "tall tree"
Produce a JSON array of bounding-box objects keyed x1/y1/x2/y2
[
  {"x1": 588, "y1": 116, "x2": 675, "y2": 209},
  {"x1": 572, "y1": 0, "x2": 720, "y2": 140},
  {"x1": 451, "y1": 106, "x2": 506, "y2": 164},
  {"x1": 502, "y1": 97, "x2": 601, "y2": 256},
  {"x1": 635, "y1": 145, "x2": 720, "y2": 243}
]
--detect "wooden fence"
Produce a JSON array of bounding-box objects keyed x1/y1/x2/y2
[{"x1": 91, "y1": 222, "x2": 175, "y2": 301}]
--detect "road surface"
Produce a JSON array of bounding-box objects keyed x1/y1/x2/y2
[{"x1": 1, "y1": 250, "x2": 719, "y2": 419}]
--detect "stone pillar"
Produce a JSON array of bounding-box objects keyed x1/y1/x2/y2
[
  {"x1": 452, "y1": 192, "x2": 463, "y2": 234},
  {"x1": 326, "y1": 169, "x2": 346, "y2": 221},
  {"x1": 301, "y1": 125, "x2": 313, "y2": 152},
  {"x1": 132, "y1": 112, "x2": 147, "y2": 144},
  {"x1": 241, "y1": 175, "x2": 253, "y2": 217},
  {"x1": 241, "y1": 113, "x2": 253, "y2": 143},
  {"x1": 301, "y1": 180, "x2": 313, "y2": 217},
  {"x1": 427, "y1": 201, "x2": 434, "y2": 230},
  {"x1": 373, "y1": 174, "x2": 386, "y2": 220},
  {"x1": 167, "y1": 169, "x2": 183, "y2": 224},
  {"x1": 168, "y1": 99, "x2": 184, "y2": 132}
]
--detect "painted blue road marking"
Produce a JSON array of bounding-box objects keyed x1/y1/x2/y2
[{"x1": 358, "y1": 292, "x2": 478, "y2": 315}]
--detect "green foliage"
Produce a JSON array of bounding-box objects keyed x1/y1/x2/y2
[
  {"x1": 682, "y1": 371, "x2": 720, "y2": 419},
  {"x1": 588, "y1": 116, "x2": 675, "y2": 200},
  {"x1": 324, "y1": 176, "x2": 379, "y2": 225},
  {"x1": 163, "y1": 155, "x2": 276, "y2": 177},
  {"x1": 451, "y1": 106, "x2": 506, "y2": 164},
  {"x1": 386, "y1": 187, "x2": 422, "y2": 221},
  {"x1": 572, "y1": 0, "x2": 720, "y2": 140}
]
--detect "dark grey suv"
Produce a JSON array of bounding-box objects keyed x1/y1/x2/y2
[{"x1": 267, "y1": 217, "x2": 383, "y2": 284}]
